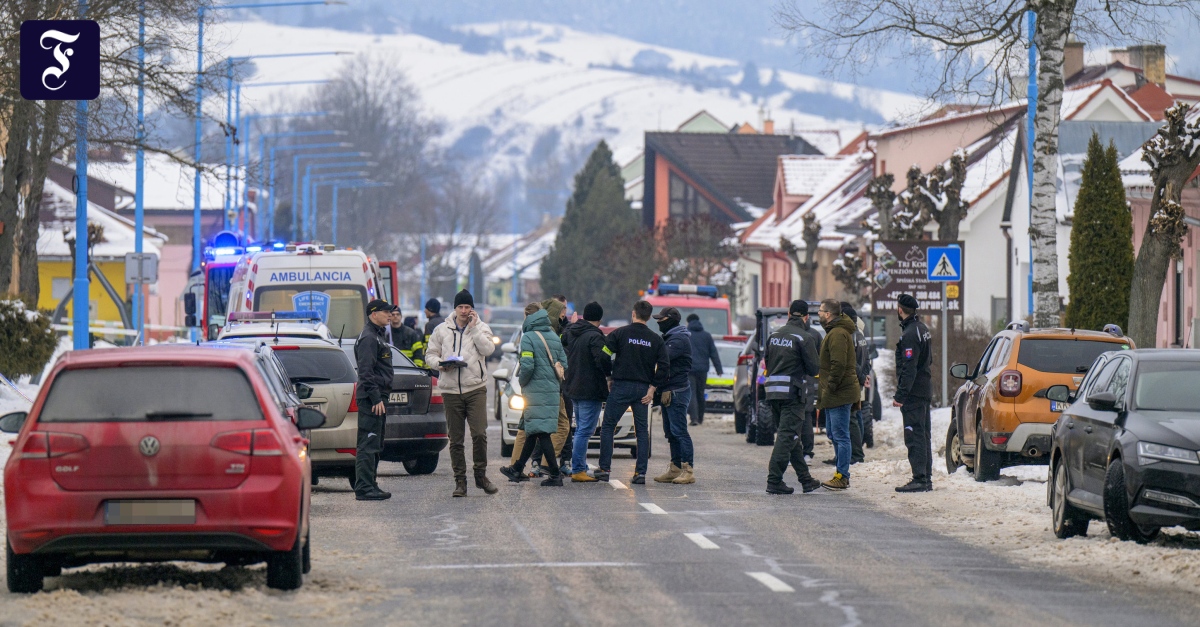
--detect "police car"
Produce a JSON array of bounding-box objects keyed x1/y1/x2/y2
[{"x1": 218, "y1": 310, "x2": 334, "y2": 341}]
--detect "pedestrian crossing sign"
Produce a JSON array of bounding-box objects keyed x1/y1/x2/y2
[{"x1": 926, "y1": 246, "x2": 961, "y2": 282}]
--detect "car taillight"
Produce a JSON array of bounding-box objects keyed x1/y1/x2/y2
[
  {"x1": 19, "y1": 433, "x2": 48, "y2": 459},
  {"x1": 47, "y1": 433, "x2": 89, "y2": 457},
  {"x1": 999, "y1": 370, "x2": 1022, "y2": 397},
  {"x1": 738, "y1": 354, "x2": 754, "y2": 366},
  {"x1": 212, "y1": 430, "x2": 283, "y2": 456},
  {"x1": 348, "y1": 394, "x2": 359, "y2": 413},
  {"x1": 430, "y1": 377, "x2": 443, "y2": 405}
]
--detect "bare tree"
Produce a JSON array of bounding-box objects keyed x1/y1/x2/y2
[
  {"x1": 780, "y1": 211, "x2": 821, "y2": 300},
  {"x1": 866, "y1": 173, "x2": 896, "y2": 240},
  {"x1": 832, "y1": 247, "x2": 871, "y2": 306},
  {"x1": 776, "y1": 0, "x2": 1200, "y2": 326},
  {"x1": 1128, "y1": 103, "x2": 1200, "y2": 348},
  {"x1": 658, "y1": 216, "x2": 739, "y2": 288}
]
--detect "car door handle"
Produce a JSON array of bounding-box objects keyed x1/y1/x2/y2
[{"x1": 1084, "y1": 426, "x2": 1093, "y2": 434}]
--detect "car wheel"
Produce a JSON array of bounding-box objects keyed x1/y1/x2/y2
[
  {"x1": 945, "y1": 419, "x2": 963, "y2": 474},
  {"x1": 1104, "y1": 461, "x2": 1160, "y2": 544},
  {"x1": 302, "y1": 531, "x2": 312, "y2": 575},
  {"x1": 734, "y1": 410, "x2": 747, "y2": 434},
  {"x1": 266, "y1": 532, "x2": 304, "y2": 590},
  {"x1": 403, "y1": 454, "x2": 439, "y2": 475},
  {"x1": 755, "y1": 424, "x2": 775, "y2": 447},
  {"x1": 500, "y1": 440, "x2": 514, "y2": 457},
  {"x1": 973, "y1": 419, "x2": 1002, "y2": 482},
  {"x1": 7, "y1": 538, "x2": 44, "y2": 593},
  {"x1": 1051, "y1": 459, "x2": 1090, "y2": 539}
]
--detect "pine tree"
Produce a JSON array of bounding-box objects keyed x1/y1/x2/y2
[
  {"x1": 1065, "y1": 133, "x2": 1134, "y2": 331},
  {"x1": 540, "y1": 141, "x2": 655, "y2": 315}
]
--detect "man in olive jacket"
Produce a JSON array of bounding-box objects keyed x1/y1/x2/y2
[{"x1": 816, "y1": 299, "x2": 860, "y2": 490}]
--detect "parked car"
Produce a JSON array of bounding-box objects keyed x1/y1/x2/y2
[
  {"x1": 217, "y1": 310, "x2": 334, "y2": 341},
  {"x1": 1, "y1": 345, "x2": 325, "y2": 593},
  {"x1": 492, "y1": 364, "x2": 639, "y2": 458},
  {"x1": 337, "y1": 343, "x2": 448, "y2": 479},
  {"x1": 1047, "y1": 349, "x2": 1200, "y2": 543},
  {"x1": 702, "y1": 337, "x2": 748, "y2": 414},
  {"x1": 945, "y1": 322, "x2": 1133, "y2": 481},
  {"x1": 483, "y1": 306, "x2": 525, "y2": 361}
]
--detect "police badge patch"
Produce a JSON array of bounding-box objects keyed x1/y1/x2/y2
[{"x1": 905, "y1": 348, "x2": 913, "y2": 359}]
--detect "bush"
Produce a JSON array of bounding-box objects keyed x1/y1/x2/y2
[{"x1": 0, "y1": 299, "x2": 59, "y2": 379}]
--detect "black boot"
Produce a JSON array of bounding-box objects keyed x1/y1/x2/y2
[
  {"x1": 799, "y1": 478, "x2": 823, "y2": 493},
  {"x1": 500, "y1": 465, "x2": 530, "y2": 483},
  {"x1": 895, "y1": 480, "x2": 932, "y2": 493},
  {"x1": 766, "y1": 482, "x2": 795, "y2": 495},
  {"x1": 540, "y1": 474, "x2": 563, "y2": 486}
]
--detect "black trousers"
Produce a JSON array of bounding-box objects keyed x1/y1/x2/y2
[
  {"x1": 801, "y1": 410, "x2": 815, "y2": 458},
  {"x1": 901, "y1": 399, "x2": 933, "y2": 483},
  {"x1": 688, "y1": 372, "x2": 707, "y2": 424},
  {"x1": 354, "y1": 410, "x2": 385, "y2": 494},
  {"x1": 768, "y1": 399, "x2": 814, "y2": 485},
  {"x1": 515, "y1": 432, "x2": 561, "y2": 477},
  {"x1": 849, "y1": 408, "x2": 865, "y2": 462}
]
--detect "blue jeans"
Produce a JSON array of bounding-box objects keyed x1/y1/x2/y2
[
  {"x1": 824, "y1": 404, "x2": 852, "y2": 477},
  {"x1": 662, "y1": 384, "x2": 693, "y2": 466},
  {"x1": 571, "y1": 399, "x2": 603, "y2": 474},
  {"x1": 599, "y1": 380, "x2": 650, "y2": 475}
]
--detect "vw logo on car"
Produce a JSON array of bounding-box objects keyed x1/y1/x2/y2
[{"x1": 138, "y1": 436, "x2": 160, "y2": 457}]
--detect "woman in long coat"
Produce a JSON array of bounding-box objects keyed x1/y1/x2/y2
[{"x1": 500, "y1": 306, "x2": 569, "y2": 486}]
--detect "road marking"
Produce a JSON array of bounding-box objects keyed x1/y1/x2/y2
[
  {"x1": 640, "y1": 502, "x2": 667, "y2": 515},
  {"x1": 610, "y1": 479, "x2": 628, "y2": 490},
  {"x1": 414, "y1": 562, "x2": 642, "y2": 570},
  {"x1": 684, "y1": 533, "x2": 720, "y2": 549},
  {"x1": 746, "y1": 572, "x2": 795, "y2": 592}
]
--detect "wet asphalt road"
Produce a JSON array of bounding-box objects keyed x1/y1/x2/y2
[{"x1": 305, "y1": 410, "x2": 1193, "y2": 627}]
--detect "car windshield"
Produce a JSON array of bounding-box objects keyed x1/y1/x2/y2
[
  {"x1": 39, "y1": 366, "x2": 263, "y2": 422},
  {"x1": 1134, "y1": 361, "x2": 1200, "y2": 412},
  {"x1": 714, "y1": 344, "x2": 743, "y2": 373},
  {"x1": 255, "y1": 285, "x2": 366, "y2": 337},
  {"x1": 672, "y1": 307, "x2": 729, "y2": 335},
  {"x1": 1016, "y1": 339, "x2": 1127, "y2": 374},
  {"x1": 487, "y1": 309, "x2": 525, "y2": 325},
  {"x1": 271, "y1": 347, "x2": 357, "y2": 384}
]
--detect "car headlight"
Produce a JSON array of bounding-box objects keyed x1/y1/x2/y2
[
  {"x1": 509, "y1": 395, "x2": 526, "y2": 411},
  {"x1": 1137, "y1": 441, "x2": 1200, "y2": 465},
  {"x1": 492, "y1": 335, "x2": 501, "y2": 345}
]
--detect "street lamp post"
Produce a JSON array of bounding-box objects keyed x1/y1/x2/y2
[
  {"x1": 316, "y1": 180, "x2": 389, "y2": 246},
  {"x1": 289, "y1": 151, "x2": 369, "y2": 240},
  {"x1": 254, "y1": 129, "x2": 341, "y2": 239},
  {"x1": 134, "y1": 0, "x2": 146, "y2": 344},
  {"x1": 263, "y1": 141, "x2": 353, "y2": 241},
  {"x1": 304, "y1": 162, "x2": 375, "y2": 240},
  {"x1": 74, "y1": 0, "x2": 90, "y2": 349},
  {"x1": 227, "y1": 110, "x2": 329, "y2": 237}
]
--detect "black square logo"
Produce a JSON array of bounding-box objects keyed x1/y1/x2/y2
[{"x1": 20, "y1": 20, "x2": 100, "y2": 101}]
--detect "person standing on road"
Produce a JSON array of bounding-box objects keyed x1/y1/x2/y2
[
  {"x1": 353, "y1": 299, "x2": 396, "y2": 501},
  {"x1": 653, "y1": 307, "x2": 696, "y2": 485},
  {"x1": 540, "y1": 294, "x2": 572, "y2": 468},
  {"x1": 686, "y1": 313, "x2": 722, "y2": 426},
  {"x1": 795, "y1": 304, "x2": 822, "y2": 461},
  {"x1": 425, "y1": 289, "x2": 500, "y2": 498},
  {"x1": 893, "y1": 294, "x2": 934, "y2": 493},
  {"x1": 423, "y1": 299, "x2": 444, "y2": 343},
  {"x1": 844, "y1": 303, "x2": 870, "y2": 465},
  {"x1": 561, "y1": 302, "x2": 611, "y2": 482},
  {"x1": 500, "y1": 306, "x2": 569, "y2": 487},
  {"x1": 764, "y1": 300, "x2": 822, "y2": 495},
  {"x1": 816, "y1": 299, "x2": 860, "y2": 491},
  {"x1": 388, "y1": 306, "x2": 425, "y2": 367},
  {"x1": 595, "y1": 300, "x2": 669, "y2": 484}
]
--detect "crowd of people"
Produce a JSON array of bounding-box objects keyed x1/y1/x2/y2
[{"x1": 349, "y1": 288, "x2": 934, "y2": 500}]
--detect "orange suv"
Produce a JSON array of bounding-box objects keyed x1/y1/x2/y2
[{"x1": 945, "y1": 322, "x2": 1132, "y2": 481}]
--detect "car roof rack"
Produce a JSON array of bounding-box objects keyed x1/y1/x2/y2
[{"x1": 1006, "y1": 320, "x2": 1030, "y2": 332}]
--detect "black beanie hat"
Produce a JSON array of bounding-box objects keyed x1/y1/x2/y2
[
  {"x1": 898, "y1": 294, "x2": 919, "y2": 310},
  {"x1": 841, "y1": 302, "x2": 858, "y2": 322},
  {"x1": 686, "y1": 313, "x2": 700, "y2": 323},
  {"x1": 583, "y1": 301, "x2": 604, "y2": 322},
  {"x1": 789, "y1": 299, "x2": 809, "y2": 316},
  {"x1": 425, "y1": 298, "x2": 441, "y2": 314},
  {"x1": 453, "y1": 289, "x2": 474, "y2": 308}
]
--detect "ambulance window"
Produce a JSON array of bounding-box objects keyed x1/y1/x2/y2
[{"x1": 255, "y1": 286, "x2": 366, "y2": 337}]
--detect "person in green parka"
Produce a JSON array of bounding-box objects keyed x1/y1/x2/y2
[{"x1": 500, "y1": 306, "x2": 569, "y2": 486}]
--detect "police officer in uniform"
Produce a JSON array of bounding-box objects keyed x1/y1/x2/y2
[
  {"x1": 893, "y1": 293, "x2": 934, "y2": 493},
  {"x1": 765, "y1": 300, "x2": 822, "y2": 495},
  {"x1": 387, "y1": 305, "x2": 425, "y2": 367},
  {"x1": 354, "y1": 299, "x2": 396, "y2": 501}
]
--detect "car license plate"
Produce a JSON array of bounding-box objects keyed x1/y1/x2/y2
[
  {"x1": 1050, "y1": 400, "x2": 1066, "y2": 412},
  {"x1": 105, "y1": 500, "x2": 196, "y2": 525},
  {"x1": 706, "y1": 390, "x2": 732, "y2": 402},
  {"x1": 389, "y1": 392, "x2": 409, "y2": 404}
]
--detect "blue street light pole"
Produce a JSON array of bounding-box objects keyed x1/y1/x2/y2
[
  {"x1": 263, "y1": 141, "x2": 352, "y2": 241},
  {"x1": 237, "y1": 111, "x2": 329, "y2": 235},
  {"x1": 304, "y1": 163, "x2": 373, "y2": 239},
  {"x1": 254, "y1": 129, "x2": 341, "y2": 239},
  {"x1": 231, "y1": 82, "x2": 240, "y2": 229},
  {"x1": 324, "y1": 181, "x2": 388, "y2": 246},
  {"x1": 74, "y1": 0, "x2": 90, "y2": 349},
  {"x1": 134, "y1": 0, "x2": 146, "y2": 344},
  {"x1": 1026, "y1": 9, "x2": 1037, "y2": 317},
  {"x1": 289, "y1": 151, "x2": 369, "y2": 239},
  {"x1": 192, "y1": 0, "x2": 343, "y2": 272}
]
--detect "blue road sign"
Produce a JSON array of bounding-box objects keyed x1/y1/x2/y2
[{"x1": 927, "y1": 246, "x2": 962, "y2": 282}]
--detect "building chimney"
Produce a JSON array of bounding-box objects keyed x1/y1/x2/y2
[
  {"x1": 1064, "y1": 39, "x2": 1084, "y2": 83},
  {"x1": 763, "y1": 118, "x2": 775, "y2": 135},
  {"x1": 1129, "y1": 44, "x2": 1167, "y2": 87}
]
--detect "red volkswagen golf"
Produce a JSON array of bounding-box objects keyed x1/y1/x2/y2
[{"x1": 1, "y1": 345, "x2": 325, "y2": 593}]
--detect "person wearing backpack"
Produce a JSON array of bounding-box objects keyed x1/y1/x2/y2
[{"x1": 500, "y1": 306, "x2": 569, "y2": 486}]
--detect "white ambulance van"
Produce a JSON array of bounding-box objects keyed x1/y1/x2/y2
[{"x1": 227, "y1": 244, "x2": 385, "y2": 338}]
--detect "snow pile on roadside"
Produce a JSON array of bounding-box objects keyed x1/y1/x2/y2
[{"x1": 853, "y1": 407, "x2": 1200, "y2": 595}]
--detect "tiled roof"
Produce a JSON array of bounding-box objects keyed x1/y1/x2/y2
[{"x1": 646, "y1": 132, "x2": 821, "y2": 214}]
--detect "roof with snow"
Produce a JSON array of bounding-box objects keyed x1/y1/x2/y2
[
  {"x1": 780, "y1": 155, "x2": 862, "y2": 198},
  {"x1": 85, "y1": 153, "x2": 224, "y2": 211},
  {"x1": 743, "y1": 153, "x2": 873, "y2": 251},
  {"x1": 38, "y1": 178, "x2": 166, "y2": 260}
]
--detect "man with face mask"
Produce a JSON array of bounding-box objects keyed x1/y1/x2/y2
[
  {"x1": 651, "y1": 307, "x2": 696, "y2": 485},
  {"x1": 893, "y1": 293, "x2": 933, "y2": 492}
]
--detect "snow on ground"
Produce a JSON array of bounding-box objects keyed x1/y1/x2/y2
[{"x1": 855, "y1": 357, "x2": 1200, "y2": 595}]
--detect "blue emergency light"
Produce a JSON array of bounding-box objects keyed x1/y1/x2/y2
[
  {"x1": 656, "y1": 283, "x2": 719, "y2": 298},
  {"x1": 227, "y1": 310, "x2": 322, "y2": 323},
  {"x1": 246, "y1": 245, "x2": 263, "y2": 253}
]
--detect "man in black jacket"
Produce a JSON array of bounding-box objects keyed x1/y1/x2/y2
[
  {"x1": 765, "y1": 300, "x2": 822, "y2": 494},
  {"x1": 562, "y1": 302, "x2": 611, "y2": 482},
  {"x1": 653, "y1": 307, "x2": 696, "y2": 485},
  {"x1": 893, "y1": 294, "x2": 934, "y2": 493},
  {"x1": 353, "y1": 299, "x2": 396, "y2": 501},
  {"x1": 795, "y1": 303, "x2": 822, "y2": 460},
  {"x1": 596, "y1": 300, "x2": 669, "y2": 484},
  {"x1": 686, "y1": 314, "x2": 722, "y2": 426},
  {"x1": 423, "y1": 298, "x2": 444, "y2": 342}
]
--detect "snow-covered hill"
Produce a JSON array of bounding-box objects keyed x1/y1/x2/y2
[{"x1": 206, "y1": 19, "x2": 924, "y2": 220}]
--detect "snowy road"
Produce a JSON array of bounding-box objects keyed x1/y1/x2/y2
[{"x1": 4, "y1": 408, "x2": 1200, "y2": 626}]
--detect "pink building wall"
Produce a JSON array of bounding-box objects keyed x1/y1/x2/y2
[{"x1": 1128, "y1": 187, "x2": 1200, "y2": 347}]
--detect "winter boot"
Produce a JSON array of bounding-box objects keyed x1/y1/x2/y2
[
  {"x1": 500, "y1": 465, "x2": 530, "y2": 483},
  {"x1": 630, "y1": 473, "x2": 646, "y2": 485},
  {"x1": 570, "y1": 471, "x2": 598, "y2": 483},
  {"x1": 540, "y1": 474, "x2": 564, "y2": 487},
  {"x1": 452, "y1": 477, "x2": 468, "y2": 498},
  {"x1": 800, "y1": 478, "x2": 823, "y2": 493},
  {"x1": 766, "y1": 482, "x2": 794, "y2": 495},
  {"x1": 895, "y1": 480, "x2": 933, "y2": 493},
  {"x1": 654, "y1": 463, "x2": 682, "y2": 483},
  {"x1": 475, "y1": 472, "x2": 499, "y2": 495},
  {"x1": 672, "y1": 463, "x2": 695, "y2": 485},
  {"x1": 821, "y1": 472, "x2": 849, "y2": 491},
  {"x1": 592, "y1": 469, "x2": 610, "y2": 482}
]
